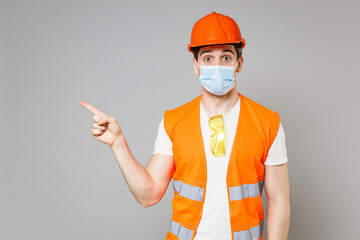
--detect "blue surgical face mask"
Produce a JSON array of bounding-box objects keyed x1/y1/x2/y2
[{"x1": 197, "y1": 61, "x2": 238, "y2": 96}]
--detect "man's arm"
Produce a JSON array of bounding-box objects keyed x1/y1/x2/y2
[
  {"x1": 80, "y1": 100, "x2": 175, "y2": 208},
  {"x1": 264, "y1": 162, "x2": 291, "y2": 240},
  {"x1": 110, "y1": 136, "x2": 175, "y2": 208}
]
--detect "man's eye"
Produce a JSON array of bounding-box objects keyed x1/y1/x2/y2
[
  {"x1": 223, "y1": 56, "x2": 231, "y2": 61},
  {"x1": 204, "y1": 57, "x2": 211, "y2": 61}
]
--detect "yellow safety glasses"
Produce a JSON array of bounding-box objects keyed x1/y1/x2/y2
[{"x1": 208, "y1": 114, "x2": 225, "y2": 157}]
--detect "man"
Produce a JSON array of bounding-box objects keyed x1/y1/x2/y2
[{"x1": 80, "y1": 12, "x2": 290, "y2": 240}]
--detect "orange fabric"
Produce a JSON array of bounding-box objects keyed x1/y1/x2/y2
[
  {"x1": 164, "y1": 92, "x2": 280, "y2": 240},
  {"x1": 188, "y1": 12, "x2": 246, "y2": 52}
]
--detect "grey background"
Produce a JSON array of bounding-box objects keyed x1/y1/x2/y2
[{"x1": 1, "y1": 0, "x2": 359, "y2": 239}]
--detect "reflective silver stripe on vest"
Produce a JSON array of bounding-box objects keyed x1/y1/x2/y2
[
  {"x1": 173, "y1": 180, "x2": 204, "y2": 201},
  {"x1": 233, "y1": 220, "x2": 264, "y2": 240},
  {"x1": 229, "y1": 181, "x2": 264, "y2": 201},
  {"x1": 169, "y1": 219, "x2": 194, "y2": 240}
]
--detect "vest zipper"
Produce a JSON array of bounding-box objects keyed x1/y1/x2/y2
[
  {"x1": 191, "y1": 99, "x2": 208, "y2": 240},
  {"x1": 225, "y1": 93, "x2": 243, "y2": 240}
]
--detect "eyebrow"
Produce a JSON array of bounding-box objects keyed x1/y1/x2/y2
[{"x1": 199, "y1": 49, "x2": 236, "y2": 57}]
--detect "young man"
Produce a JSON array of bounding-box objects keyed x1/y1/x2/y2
[{"x1": 80, "y1": 12, "x2": 290, "y2": 240}]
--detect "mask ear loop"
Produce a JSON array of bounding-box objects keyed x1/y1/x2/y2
[
  {"x1": 233, "y1": 61, "x2": 240, "y2": 75},
  {"x1": 196, "y1": 60, "x2": 201, "y2": 75}
]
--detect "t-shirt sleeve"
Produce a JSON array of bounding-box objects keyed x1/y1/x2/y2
[
  {"x1": 152, "y1": 117, "x2": 173, "y2": 156},
  {"x1": 264, "y1": 121, "x2": 288, "y2": 165}
]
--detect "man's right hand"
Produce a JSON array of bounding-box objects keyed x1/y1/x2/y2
[{"x1": 80, "y1": 100, "x2": 123, "y2": 147}]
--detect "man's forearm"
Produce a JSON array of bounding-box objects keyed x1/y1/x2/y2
[
  {"x1": 266, "y1": 201, "x2": 291, "y2": 240},
  {"x1": 109, "y1": 134, "x2": 156, "y2": 207}
]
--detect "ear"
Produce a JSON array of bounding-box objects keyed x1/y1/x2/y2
[
  {"x1": 236, "y1": 56, "x2": 244, "y2": 73},
  {"x1": 193, "y1": 58, "x2": 200, "y2": 75}
]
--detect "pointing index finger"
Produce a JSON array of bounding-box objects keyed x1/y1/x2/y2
[{"x1": 80, "y1": 101, "x2": 104, "y2": 116}]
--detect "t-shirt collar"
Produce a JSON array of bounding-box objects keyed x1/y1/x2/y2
[{"x1": 200, "y1": 97, "x2": 240, "y2": 121}]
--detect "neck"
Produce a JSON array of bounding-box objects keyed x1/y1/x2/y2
[{"x1": 201, "y1": 87, "x2": 240, "y2": 118}]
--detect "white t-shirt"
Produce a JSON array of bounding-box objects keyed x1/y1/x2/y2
[{"x1": 153, "y1": 97, "x2": 288, "y2": 240}]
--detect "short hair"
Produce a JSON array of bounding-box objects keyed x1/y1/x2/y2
[{"x1": 191, "y1": 43, "x2": 243, "y2": 62}]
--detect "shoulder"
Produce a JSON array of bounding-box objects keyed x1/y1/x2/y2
[
  {"x1": 164, "y1": 95, "x2": 201, "y2": 123},
  {"x1": 241, "y1": 94, "x2": 281, "y2": 146},
  {"x1": 163, "y1": 95, "x2": 201, "y2": 141},
  {"x1": 241, "y1": 93, "x2": 280, "y2": 123},
  {"x1": 165, "y1": 95, "x2": 201, "y2": 115}
]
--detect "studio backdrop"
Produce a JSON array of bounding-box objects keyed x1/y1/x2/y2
[{"x1": 1, "y1": 0, "x2": 359, "y2": 239}]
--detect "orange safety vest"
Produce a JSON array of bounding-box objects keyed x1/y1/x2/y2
[{"x1": 163, "y1": 92, "x2": 280, "y2": 240}]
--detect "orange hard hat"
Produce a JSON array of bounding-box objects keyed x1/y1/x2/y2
[{"x1": 188, "y1": 12, "x2": 246, "y2": 52}]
